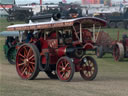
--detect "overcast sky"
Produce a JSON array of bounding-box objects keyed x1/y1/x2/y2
[{"x1": 15, "y1": 0, "x2": 127, "y2": 4}]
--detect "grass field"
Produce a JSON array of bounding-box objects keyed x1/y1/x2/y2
[
  {"x1": 0, "y1": 18, "x2": 24, "y2": 32},
  {"x1": 0, "y1": 17, "x2": 128, "y2": 96}
]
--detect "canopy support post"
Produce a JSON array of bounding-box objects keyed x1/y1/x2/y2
[
  {"x1": 19, "y1": 31, "x2": 22, "y2": 43},
  {"x1": 80, "y1": 23, "x2": 82, "y2": 43},
  {"x1": 93, "y1": 24, "x2": 96, "y2": 43}
]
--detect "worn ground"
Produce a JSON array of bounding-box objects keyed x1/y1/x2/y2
[
  {"x1": 0, "y1": 18, "x2": 128, "y2": 96},
  {"x1": 0, "y1": 37, "x2": 128, "y2": 96}
]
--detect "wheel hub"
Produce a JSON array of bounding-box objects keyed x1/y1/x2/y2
[
  {"x1": 24, "y1": 59, "x2": 29, "y2": 65},
  {"x1": 62, "y1": 67, "x2": 66, "y2": 71},
  {"x1": 85, "y1": 66, "x2": 92, "y2": 71}
]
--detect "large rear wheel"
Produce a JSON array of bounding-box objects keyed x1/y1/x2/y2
[
  {"x1": 56, "y1": 56, "x2": 75, "y2": 82},
  {"x1": 16, "y1": 43, "x2": 40, "y2": 80},
  {"x1": 80, "y1": 56, "x2": 98, "y2": 81}
]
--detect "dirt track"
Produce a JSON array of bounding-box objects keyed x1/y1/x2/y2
[
  {"x1": 0, "y1": 38, "x2": 128, "y2": 96},
  {"x1": 1, "y1": 62, "x2": 128, "y2": 96}
]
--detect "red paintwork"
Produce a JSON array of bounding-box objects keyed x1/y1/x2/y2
[
  {"x1": 82, "y1": 29, "x2": 92, "y2": 41},
  {"x1": 16, "y1": 45, "x2": 36, "y2": 79},
  {"x1": 83, "y1": 43, "x2": 94, "y2": 50},
  {"x1": 72, "y1": 41, "x2": 81, "y2": 46},
  {"x1": 73, "y1": 58, "x2": 81, "y2": 72},
  {"x1": 56, "y1": 57, "x2": 72, "y2": 81},
  {"x1": 48, "y1": 39, "x2": 58, "y2": 48},
  {"x1": 56, "y1": 47, "x2": 67, "y2": 57},
  {"x1": 82, "y1": 29, "x2": 94, "y2": 50},
  {"x1": 41, "y1": 54, "x2": 58, "y2": 64},
  {"x1": 40, "y1": 38, "x2": 48, "y2": 49}
]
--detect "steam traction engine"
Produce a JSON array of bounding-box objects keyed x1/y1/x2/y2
[
  {"x1": 0, "y1": 31, "x2": 19, "y2": 64},
  {"x1": 113, "y1": 36, "x2": 128, "y2": 61},
  {"x1": 7, "y1": 16, "x2": 106, "y2": 82}
]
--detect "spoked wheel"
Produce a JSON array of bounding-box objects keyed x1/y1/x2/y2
[
  {"x1": 117, "y1": 22, "x2": 124, "y2": 28},
  {"x1": 109, "y1": 22, "x2": 116, "y2": 28},
  {"x1": 80, "y1": 56, "x2": 98, "y2": 81},
  {"x1": 113, "y1": 43, "x2": 124, "y2": 61},
  {"x1": 7, "y1": 47, "x2": 17, "y2": 64},
  {"x1": 56, "y1": 56, "x2": 75, "y2": 82},
  {"x1": 45, "y1": 71, "x2": 58, "y2": 79},
  {"x1": 16, "y1": 43, "x2": 40, "y2": 80}
]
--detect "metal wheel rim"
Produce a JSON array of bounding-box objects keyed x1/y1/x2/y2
[
  {"x1": 16, "y1": 45, "x2": 36, "y2": 79},
  {"x1": 80, "y1": 57, "x2": 96, "y2": 79},
  {"x1": 113, "y1": 45, "x2": 120, "y2": 61},
  {"x1": 57, "y1": 58, "x2": 72, "y2": 81}
]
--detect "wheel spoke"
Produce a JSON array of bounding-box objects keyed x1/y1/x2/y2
[
  {"x1": 66, "y1": 66, "x2": 71, "y2": 70},
  {"x1": 28, "y1": 55, "x2": 34, "y2": 60},
  {"x1": 31, "y1": 65, "x2": 35, "y2": 71},
  {"x1": 59, "y1": 70, "x2": 63, "y2": 73},
  {"x1": 29, "y1": 61, "x2": 35, "y2": 65},
  {"x1": 91, "y1": 67, "x2": 95, "y2": 71},
  {"x1": 86, "y1": 72, "x2": 89, "y2": 77},
  {"x1": 18, "y1": 53, "x2": 25, "y2": 59},
  {"x1": 61, "y1": 72, "x2": 66, "y2": 78},
  {"x1": 88, "y1": 60, "x2": 91, "y2": 65},
  {"x1": 59, "y1": 65, "x2": 63, "y2": 69},
  {"x1": 28, "y1": 66, "x2": 33, "y2": 72},
  {"x1": 27, "y1": 48, "x2": 31, "y2": 57},
  {"x1": 65, "y1": 63, "x2": 69, "y2": 68},
  {"x1": 20, "y1": 65, "x2": 26, "y2": 71},
  {"x1": 61, "y1": 61, "x2": 64, "y2": 67},
  {"x1": 64, "y1": 60, "x2": 67, "y2": 65},
  {"x1": 21, "y1": 67, "x2": 27, "y2": 75},
  {"x1": 23, "y1": 47, "x2": 28, "y2": 56},
  {"x1": 91, "y1": 70, "x2": 94, "y2": 75},
  {"x1": 18, "y1": 63, "x2": 25, "y2": 66}
]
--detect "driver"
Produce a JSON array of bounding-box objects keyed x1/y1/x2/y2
[{"x1": 26, "y1": 30, "x2": 34, "y2": 43}]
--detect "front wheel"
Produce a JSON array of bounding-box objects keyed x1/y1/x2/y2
[
  {"x1": 56, "y1": 56, "x2": 75, "y2": 82},
  {"x1": 113, "y1": 43, "x2": 124, "y2": 61},
  {"x1": 80, "y1": 56, "x2": 98, "y2": 81},
  {"x1": 16, "y1": 43, "x2": 40, "y2": 80}
]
